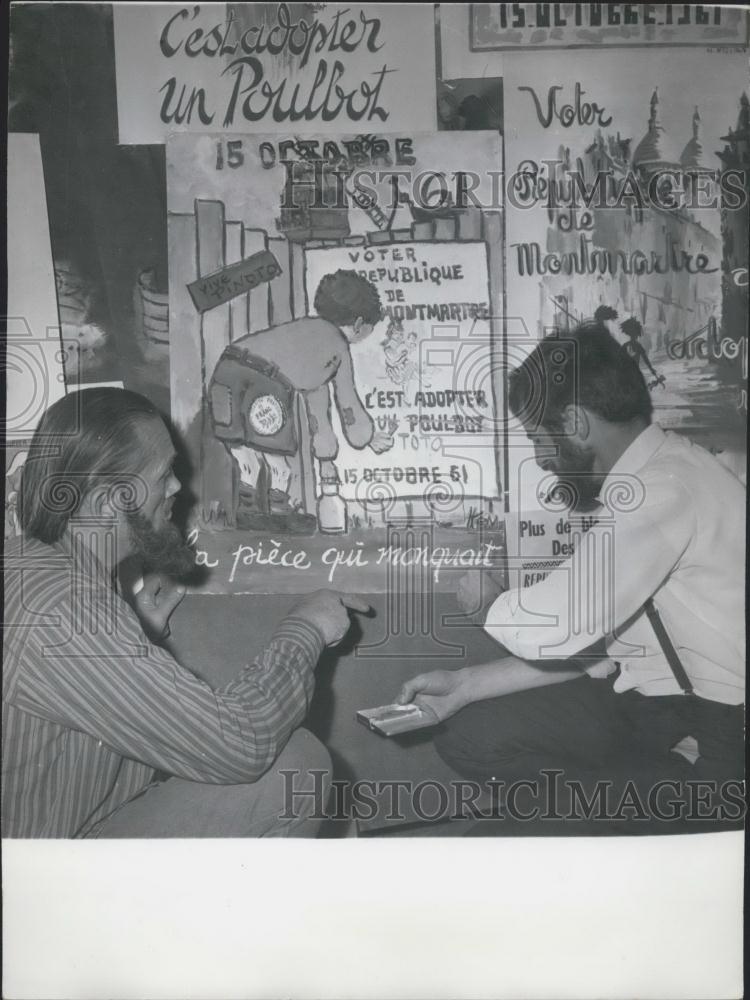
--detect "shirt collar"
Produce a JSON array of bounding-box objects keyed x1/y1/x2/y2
[
  {"x1": 605, "y1": 423, "x2": 666, "y2": 482},
  {"x1": 55, "y1": 526, "x2": 118, "y2": 590}
]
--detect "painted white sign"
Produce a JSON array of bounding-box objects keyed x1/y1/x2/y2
[
  {"x1": 305, "y1": 241, "x2": 500, "y2": 503},
  {"x1": 114, "y1": 3, "x2": 437, "y2": 144},
  {"x1": 471, "y1": 3, "x2": 749, "y2": 51}
]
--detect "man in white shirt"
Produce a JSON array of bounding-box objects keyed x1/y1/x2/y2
[{"x1": 397, "y1": 325, "x2": 745, "y2": 824}]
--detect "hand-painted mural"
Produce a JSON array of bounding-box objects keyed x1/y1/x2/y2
[
  {"x1": 167, "y1": 129, "x2": 505, "y2": 591},
  {"x1": 502, "y1": 46, "x2": 748, "y2": 507}
]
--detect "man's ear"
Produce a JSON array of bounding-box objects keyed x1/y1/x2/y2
[
  {"x1": 352, "y1": 316, "x2": 364, "y2": 334},
  {"x1": 562, "y1": 404, "x2": 590, "y2": 442},
  {"x1": 83, "y1": 485, "x2": 118, "y2": 520}
]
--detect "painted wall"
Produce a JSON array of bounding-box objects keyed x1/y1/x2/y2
[{"x1": 7, "y1": 2, "x2": 748, "y2": 571}]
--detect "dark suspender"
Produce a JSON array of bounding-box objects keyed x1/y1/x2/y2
[{"x1": 643, "y1": 597, "x2": 694, "y2": 696}]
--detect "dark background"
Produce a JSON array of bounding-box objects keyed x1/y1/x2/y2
[{"x1": 9, "y1": 2, "x2": 169, "y2": 407}]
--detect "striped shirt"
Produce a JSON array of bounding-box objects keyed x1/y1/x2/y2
[{"x1": 2, "y1": 532, "x2": 325, "y2": 838}]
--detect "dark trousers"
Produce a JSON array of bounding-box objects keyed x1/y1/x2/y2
[{"x1": 434, "y1": 676, "x2": 745, "y2": 834}]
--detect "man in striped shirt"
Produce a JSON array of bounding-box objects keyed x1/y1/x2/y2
[{"x1": 3, "y1": 388, "x2": 366, "y2": 838}]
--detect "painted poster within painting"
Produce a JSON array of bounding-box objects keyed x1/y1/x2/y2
[{"x1": 167, "y1": 130, "x2": 505, "y2": 592}]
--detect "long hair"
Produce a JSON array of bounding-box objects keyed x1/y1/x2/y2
[{"x1": 19, "y1": 388, "x2": 161, "y2": 544}]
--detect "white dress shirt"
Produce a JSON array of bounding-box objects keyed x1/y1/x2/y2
[{"x1": 486, "y1": 424, "x2": 746, "y2": 705}]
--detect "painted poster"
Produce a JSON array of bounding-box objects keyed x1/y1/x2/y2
[
  {"x1": 5, "y1": 135, "x2": 66, "y2": 540},
  {"x1": 436, "y1": 5, "x2": 503, "y2": 133},
  {"x1": 440, "y1": 3, "x2": 504, "y2": 81},
  {"x1": 167, "y1": 129, "x2": 504, "y2": 592},
  {"x1": 471, "y1": 3, "x2": 749, "y2": 50},
  {"x1": 502, "y1": 47, "x2": 749, "y2": 509},
  {"x1": 114, "y1": 3, "x2": 437, "y2": 144}
]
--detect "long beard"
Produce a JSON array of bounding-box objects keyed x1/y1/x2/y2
[{"x1": 125, "y1": 510, "x2": 196, "y2": 580}]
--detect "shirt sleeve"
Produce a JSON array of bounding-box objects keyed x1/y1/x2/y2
[
  {"x1": 485, "y1": 472, "x2": 696, "y2": 662},
  {"x1": 331, "y1": 349, "x2": 374, "y2": 449},
  {"x1": 305, "y1": 383, "x2": 340, "y2": 461},
  {"x1": 11, "y1": 586, "x2": 326, "y2": 783}
]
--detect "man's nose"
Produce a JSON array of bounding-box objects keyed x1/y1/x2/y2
[{"x1": 166, "y1": 473, "x2": 181, "y2": 498}]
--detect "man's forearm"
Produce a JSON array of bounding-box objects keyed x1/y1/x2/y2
[
  {"x1": 223, "y1": 616, "x2": 325, "y2": 757},
  {"x1": 459, "y1": 655, "x2": 584, "y2": 705}
]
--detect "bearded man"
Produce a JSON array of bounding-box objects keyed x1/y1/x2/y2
[
  {"x1": 3, "y1": 388, "x2": 367, "y2": 838},
  {"x1": 397, "y1": 325, "x2": 745, "y2": 826}
]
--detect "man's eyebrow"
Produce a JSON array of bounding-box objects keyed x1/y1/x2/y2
[{"x1": 160, "y1": 452, "x2": 177, "y2": 475}]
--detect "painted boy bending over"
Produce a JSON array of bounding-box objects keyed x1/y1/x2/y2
[{"x1": 210, "y1": 269, "x2": 393, "y2": 533}]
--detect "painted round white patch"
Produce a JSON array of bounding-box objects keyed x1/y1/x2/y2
[{"x1": 248, "y1": 394, "x2": 285, "y2": 436}]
